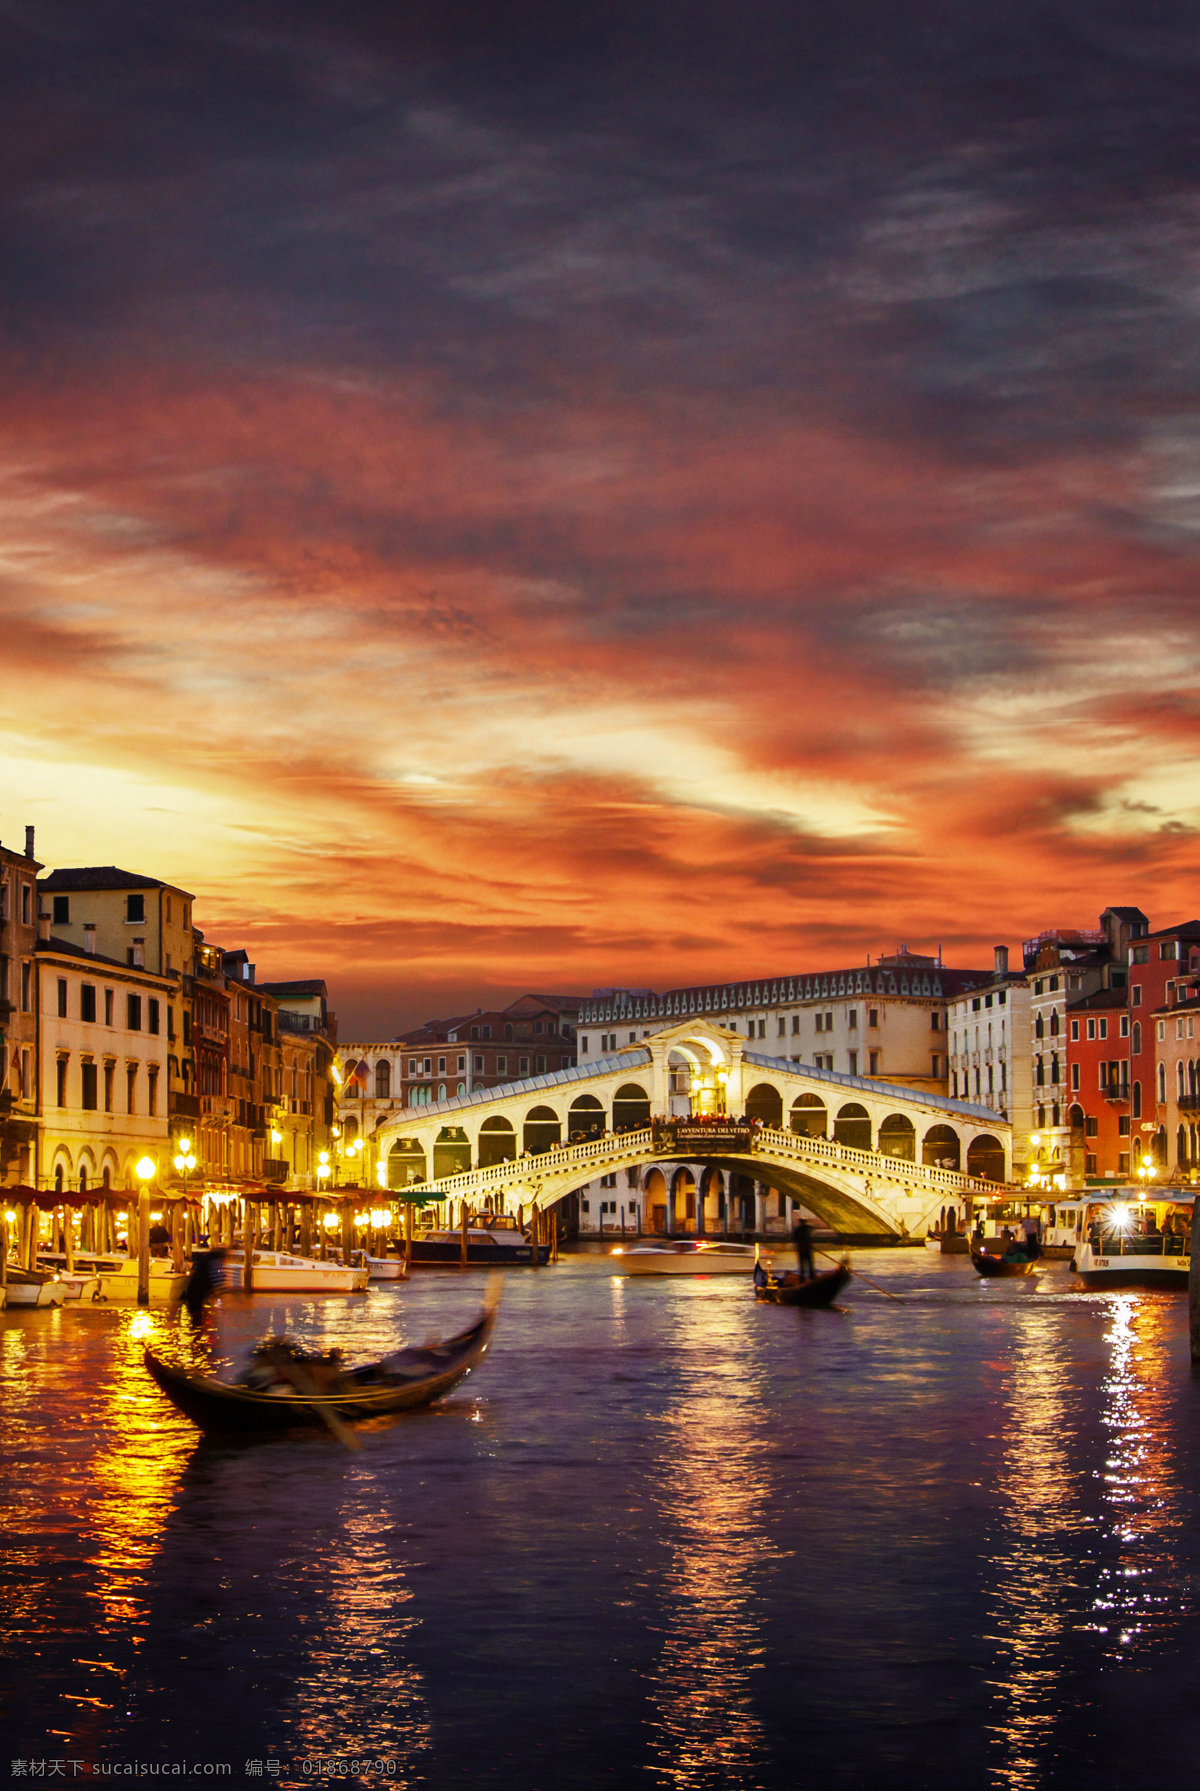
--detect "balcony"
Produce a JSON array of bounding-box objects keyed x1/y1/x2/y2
[
  {"x1": 262, "y1": 1158, "x2": 289, "y2": 1183},
  {"x1": 201, "y1": 1094, "x2": 234, "y2": 1119},
  {"x1": 169, "y1": 1091, "x2": 201, "y2": 1118},
  {"x1": 1178, "y1": 1092, "x2": 1200, "y2": 1112}
]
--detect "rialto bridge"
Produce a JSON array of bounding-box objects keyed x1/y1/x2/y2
[{"x1": 369, "y1": 1020, "x2": 1013, "y2": 1239}]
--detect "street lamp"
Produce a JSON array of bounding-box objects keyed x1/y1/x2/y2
[
  {"x1": 173, "y1": 1136, "x2": 197, "y2": 1196},
  {"x1": 134, "y1": 1156, "x2": 156, "y2": 1307},
  {"x1": 317, "y1": 1149, "x2": 331, "y2": 1186}
]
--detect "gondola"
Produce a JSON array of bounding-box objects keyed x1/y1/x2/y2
[
  {"x1": 754, "y1": 1261, "x2": 851, "y2": 1306},
  {"x1": 970, "y1": 1246, "x2": 1038, "y2": 1279},
  {"x1": 143, "y1": 1298, "x2": 497, "y2": 1437}
]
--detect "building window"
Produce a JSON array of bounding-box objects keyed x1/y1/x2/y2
[
  {"x1": 127, "y1": 1064, "x2": 138, "y2": 1113},
  {"x1": 375, "y1": 1060, "x2": 391, "y2": 1098},
  {"x1": 520, "y1": 1057, "x2": 530, "y2": 1074},
  {"x1": 847, "y1": 1050, "x2": 858, "y2": 1075},
  {"x1": 580, "y1": 1036, "x2": 589, "y2": 1053},
  {"x1": 868, "y1": 1009, "x2": 879, "y2": 1028},
  {"x1": 1132, "y1": 1080, "x2": 1141, "y2": 1118},
  {"x1": 103, "y1": 1061, "x2": 114, "y2": 1112},
  {"x1": 1120, "y1": 1014, "x2": 1129, "y2": 1038},
  {"x1": 80, "y1": 983, "x2": 96, "y2": 1023},
  {"x1": 148, "y1": 998, "x2": 160, "y2": 1035},
  {"x1": 475, "y1": 1054, "x2": 485, "y2": 1073},
  {"x1": 931, "y1": 1055, "x2": 941, "y2": 1077},
  {"x1": 1158, "y1": 1063, "x2": 1166, "y2": 1103},
  {"x1": 438, "y1": 1056, "x2": 446, "y2": 1073},
  {"x1": 104, "y1": 988, "x2": 114, "y2": 1026},
  {"x1": 1132, "y1": 1022, "x2": 1141, "y2": 1055},
  {"x1": 22, "y1": 883, "x2": 31, "y2": 924},
  {"x1": 869, "y1": 1049, "x2": 880, "y2": 1074},
  {"x1": 126, "y1": 893, "x2": 145, "y2": 923},
  {"x1": 127, "y1": 994, "x2": 142, "y2": 1030},
  {"x1": 457, "y1": 1055, "x2": 466, "y2": 1072},
  {"x1": 81, "y1": 1060, "x2": 97, "y2": 1110},
  {"x1": 1086, "y1": 1153, "x2": 1098, "y2": 1175},
  {"x1": 147, "y1": 1066, "x2": 159, "y2": 1115},
  {"x1": 56, "y1": 1056, "x2": 67, "y2": 1106},
  {"x1": 1157, "y1": 1019, "x2": 1166, "y2": 1042},
  {"x1": 1132, "y1": 984, "x2": 1142, "y2": 1006},
  {"x1": 1074, "y1": 1019, "x2": 1082, "y2": 1041},
  {"x1": 51, "y1": 894, "x2": 71, "y2": 925},
  {"x1": 792, "y1": 1015, "x2": 800, "y2": 1034},
  {"x1": 536, "y1": 1055, "x2": 547, "y2": 1073},
  {"x1": 1070, "y1": 1063, "x2": 1080, "y2": 1091},
  {"x1": 847, "y1": 1009, "x2": 858, "y2": 1030},
  {"x1": 21, "y1": 961, "x2": 30, "y2": 1012}
]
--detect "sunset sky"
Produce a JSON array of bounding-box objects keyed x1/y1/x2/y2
[{"x1": 4, "y1": 1, "x2": 1200, "y2": 1035}]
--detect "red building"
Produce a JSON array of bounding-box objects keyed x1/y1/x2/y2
[
  {"x1": 1065, "y1": 987, "x2": 1130, "y2": 1181},
  {"x1": 1128, "y1": 920, "x2": 1200, "y2": 1169}
]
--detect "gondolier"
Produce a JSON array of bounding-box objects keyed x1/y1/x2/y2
[{"x1": 792, "y1": 1216, "x2": 815, "y2": 1281}]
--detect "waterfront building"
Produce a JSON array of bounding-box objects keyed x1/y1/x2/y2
[
  {"x1": 338, "y1": 994, "x2": 583, "y2": 1175},
  {"x1": 1024, "y1": 907, "x2": 1144, "y2": 1189},
  {"x1": 577, "y1": 952, "x2": 991, "y2": 1089},
  {"x1": 33, "y1": 932, "x2": 172, "y2": 1193},
  {"x1": 1063, "y1": 986, "x2": 1131, "y2": 1182},
  {"x1": 1126, "y1": 920, "x2": 1200, "y2": 1180},
  {"x1": 946, "y1": 947, "x2": 1033, "y2": 1171},
  {"x1": 260, "y1": 978, "x2": 338, "y2": 1190},
  {"x1": 36, "y1": 864, "x2": 198, "y2": 1154},
  {"x1": 0, "y1": 827, "x2": 42, "y2": 1188}
]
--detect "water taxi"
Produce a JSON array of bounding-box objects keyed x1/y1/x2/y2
[
  {"x1": 612, "y1": 1240, "x2": 772, "y2": 1276},
  {"x1": 91, "y1": 1255, "x2": 189, "y2": 1303},
  {"x1": 1062, "y1": 1191, "x2": 1193, "y2": 1289},
  {"x1": 4, "y1": 1266, "x2": 67, "y2": 1307}
]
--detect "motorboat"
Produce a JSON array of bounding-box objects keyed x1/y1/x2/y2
[
  {"x1": 222, "y1": 1249, "x2": 369, "y2": 1293},
  {"x1": 1069, "y1": 1191, "x2": 1192, "y2": 1289},
  {"x1": 612, "y1": 1241, "x2": 772, "y2": 1276},
  {"x1": 36, "y1": 1254, "x2": 100, "y2": 1302},
  {"x1": 351, "y1": 1250, "x2": 408, "y2": 1282},
  {"x1": 409, "y1": 1219, "x2": 548, "y2": 1267},
  {"x1": 92, "y1": 1256, "x2": 190, "y2": 1303},
  {"x1": 4, "y1": 1266, "x2": 67, "y2": 1308},
  {"x1": 754, "y1": 1260, "x2": 851, "y2": 1306},
  {"x1": 143, "y1": 1293, "x2": 498, "y2": 1438}
]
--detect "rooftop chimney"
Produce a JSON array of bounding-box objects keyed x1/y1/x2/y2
[
  {"x1": 37, "y1": 909, "x2": 50, "y2": 943},
  {"x1": 25, "y1": 825, "x2": 34, "y2": 859},
  {"x1": 84, "y1": 924, "x2": 96, "y2": 955},
  {"x1": 994, "y1": 945, "x2": 1010, "y2": 979}
]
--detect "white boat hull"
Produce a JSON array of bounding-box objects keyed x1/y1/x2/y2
[
  {"x1": 614, "y1": 1245, "x2": 775, "y2": 1276},
  {"x1": 5, "y1": 1279, "x2": 66, "y2": 1307},
  {"x1": 224, "y1": 1251, "x2": 368, "y2": 1293},
  {"x1": 1073, "y1": 1240, "x2": 1190, "y2": 1288},
  {"x1": 94, "y1": 1260, "x2": 189, "y2": 1303},
  {"x1": 364, "y1": 1255, "x2": 406, "y2": 1280}
]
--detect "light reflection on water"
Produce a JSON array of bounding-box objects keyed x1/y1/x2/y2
[
  {"x1": 5, "y1": 1256, "x2": 1200, "y2": 1789},
  {"x1": 643, "y1": 1292, "x2": 776, "y2": 1790},
  {"x1": 983, "y1": 1310, "x2": 1083, "y2": 1791}
]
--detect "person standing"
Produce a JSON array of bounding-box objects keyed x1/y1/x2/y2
[{"x1": 792, "y1": 1215, "x2": 815, "y2": 1281}]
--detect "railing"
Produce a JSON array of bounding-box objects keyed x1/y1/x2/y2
[
  {"x1": 409, "y1": 1121, "x2": 1010, "y2": 1204},
  {"x1": 1177, "y1": 1093, "x2": 1200, "y2": 1112},
  {"x1": 1093, "y1": 1233, "x2": 1189, "y2": 1257}
]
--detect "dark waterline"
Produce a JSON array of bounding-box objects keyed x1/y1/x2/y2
[{"x1": 3, "y1": 1252, "x2": 1200, "y2": 1789}]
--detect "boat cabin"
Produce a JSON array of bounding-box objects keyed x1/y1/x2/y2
[{"x1": 1040, "y1": 1190, "x2": 1193, "y2": 1253}]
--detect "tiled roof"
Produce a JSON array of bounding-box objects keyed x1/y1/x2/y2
[{"x1": 39, "y1": 866, "x2": 186, "y2": 893}]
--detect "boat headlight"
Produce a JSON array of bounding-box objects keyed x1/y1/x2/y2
[{"x1": 611, "y1": 1247, "x2": 624, "y2": 1255}]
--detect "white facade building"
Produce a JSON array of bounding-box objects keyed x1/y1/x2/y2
[{"x1": 946, "y1": 946, "x2": 1033, "y2": 1176}]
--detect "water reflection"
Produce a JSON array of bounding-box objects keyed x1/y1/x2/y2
[
  {"x1": 982, "y1": 1311, "x2": 1082, "y2": 1791},
  {"x1": 280, "y1": 1490, "x2": 432, "y2": 1782},
  {"x1": 1092, "y1": 1297, "x2": 1189, "y2": 1656},
  {"x1": 644, "y1": 1293, "x2": 775, "y2": 1790}
]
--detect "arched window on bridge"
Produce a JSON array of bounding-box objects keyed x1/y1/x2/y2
[
  {"x1": 433, "y1": 1126, "x2": 471, "y2": 1179},
  {"x1": 479, "y1": 1115, "x2": 516, "y2": 1167},
  {"x1": 568, "y1": 1094, "x2": 606, "y2": 1141},
  {"x1": 613, "y1": 1083, "x2": 651, "y2": 1131},
  {"x1": 790, "y1": 1094, "x2": 827, "y2": 1138},
  {"x1": 966, "y1": 1133, "x2": 1005, "y2": 1181},
  {"x1": 834, "y1": 1103, "x2": 871, "y2": 1151},
  {"x1": 922, "y1": 1125, "x2": 960, "y2": 1171},
  {"x1": 877, "y1": 1113, "x2": 915, "y2": 1161},
  {"x1": 374, "y1": 1060, "x2": 391, "y2": 1099},
  {"x1": 523, "y1": 1105, "x2": 561, "y2": 1155},
  {"x1": 746, "y1": 1083, "x2": 783, "y2": 1128},
  {"x1": 387, "y1": 1139, "x2": 427, "y2": 1189}
]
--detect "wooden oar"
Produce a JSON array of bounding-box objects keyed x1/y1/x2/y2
[
  {"x1": 816, "y1": 1247, "x2": 904, "y2": 1302},
  {"x1": 287, "y1": 1364, "x2": 362, "y2": 1451}
]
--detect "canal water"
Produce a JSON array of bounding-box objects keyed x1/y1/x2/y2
[{"x1": 3, "y1": 1250, "x2": 1200, "y2": 1790}]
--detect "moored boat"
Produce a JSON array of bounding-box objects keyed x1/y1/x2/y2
[
  {"x1": 754, "y1": 1261, "x2": 851, "y2": 1306},
  {"x1": 351, "y1": 1250, "x2": 408, "y2": 1281},
  {"x1": 613, "y1": 1241, "x2": 771, "y2": 1276},
  {"x1": 409, "y1": 1221, "x2": 547, "y2": 1267},
  {"x1": 143, "y1": 1298, "x2": 497, "y2": 1437},
  {"x1": 222, "y1": 1249, "x2": 369, "y2": 1292},
  {"x1": 4, "y1": 1266, "x2": 66, "y2": 1308},
  {"x1": 92, "y1": 1256, "x2": 189, "y2": 1303}
]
